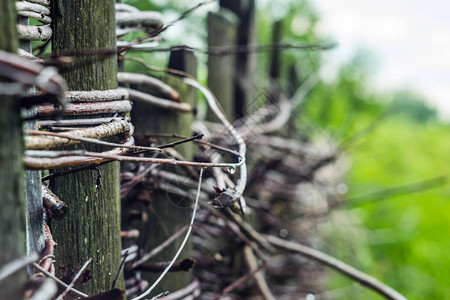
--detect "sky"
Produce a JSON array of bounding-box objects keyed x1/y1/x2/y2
[{"x1": 313, "y1": 0, "x2": 450, "y2": 121}]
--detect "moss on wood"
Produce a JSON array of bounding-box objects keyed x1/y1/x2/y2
[
  {"x1": 0, "y1": 0, "x2": 26, "y2": 298},
  {"x1": 51, "y1": 0, "x2": 124, "y2": 296}
]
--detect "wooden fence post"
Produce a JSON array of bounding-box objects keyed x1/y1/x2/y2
[
  {"x1": 126, "y1": 49, "x2": 197, "y2": 294},
  {"x1": 220, "y1": 0, "x2": 256, "y2": 118},
  {"x1": 0, "y1": 0, "x2": 27, "y2": 298},
  {"x1": 206, "y1": 9, "x2": 237, "y2": 121},
  {"x1": 50, "y1": 0, "x2": 124, "y2": 295},
  {"x1": 269, "y1": 20, "x2": 282, "y2": 81},
  {"x1": 18, "y1": 4, "x2": 45, "y2": 273}
]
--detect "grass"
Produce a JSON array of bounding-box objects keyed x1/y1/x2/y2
[{"x1": 322, "y1": 117, "x2": 450, "y2": 299}]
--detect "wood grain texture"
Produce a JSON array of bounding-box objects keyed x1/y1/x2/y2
[
  {"x1": 207, "y1": 9, "x2": 237, "y2": 122},
  {"x1": 0, "y1": 0, "x2": 26, "y2": 298},
  {"x1": 220, "y1": 0, "x2": 257, "y2": 118},
  {"x1": 51, "y1": 0, "x2": 124, "y2": 296}
]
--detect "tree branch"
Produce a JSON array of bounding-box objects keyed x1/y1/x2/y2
[
  {"x1": 31, "y1": 263, "x2": 88, "y2": 298},
  {"x1": 264, "y1": 235, "x2": 408, "y2": 300},
  {"x1": 26, "y1": 118, "x2": 132, "y2": 150}
]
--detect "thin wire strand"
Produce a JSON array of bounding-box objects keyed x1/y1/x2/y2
[
  {"x1": 131, "y1": 169, "x2": 204, "y2": 300},
  {"x1": 31, "y1": 263, "x2": 88, "y2": 298},
  {"x1": 27, "y1": 130, "x2": 162, "y2": 152},
  {"x1": 183, "y1": 78, "x2": 247, "y2": 213},
  {"x1": 56, "y1": 258, "x2": 92, "y2": 300},
  {"x1": 25, "y1": 149, "x2": 244, "y2": 169},
  {"x1": 0, "y1": 252, "x2": 39, "y2": 282}
]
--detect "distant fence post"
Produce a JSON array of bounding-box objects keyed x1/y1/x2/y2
[
  {"x1": 207, "y1": 9, "x2": 238, "y2": 121},
  {"x1": 220, "y1": 0, "x2": 256, "y2": 118},
  {"x1": 269, "y1": 20, "x2": 282, "y2": 81}
]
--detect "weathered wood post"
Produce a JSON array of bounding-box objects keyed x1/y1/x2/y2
[
  {"x1": 18, "y1": 6, "x2": 45, "y2": 272},
  {"x1": 269, "y1": 20, "x2": 282, "y2": 81},
  {"x1": 220, "y1": 0, "x2": 256, "y2": 118},
  {"x1": 127, "y1": 49, "x2": 197, "y2": 294},
  {"x1": 206, "y1": 9, "x2": 237, "y2": 121},
  {"x1": 0, "y1": 0, "x2": 27, "y2": 298},
  {"x1": 50, "y1": 0, "x2": 124, "y2": 295},
  {"x1": 205, "y1": 5, "x2": 262, "y2": 288}
]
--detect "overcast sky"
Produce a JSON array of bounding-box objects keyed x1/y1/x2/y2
[{"x1": 313, "y1": 0, "x2": 450, "y2": 121}]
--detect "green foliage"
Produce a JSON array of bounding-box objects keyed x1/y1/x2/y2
[
  {"x1": 256, "y1": 0, "x2": 324, "y2": 92},
  {"x1": 387, "y1": 89, "x2": 438, "y2": 123},
  {"x1": 123, "y1": 0, "x2": 170, "y2": 12},
  {"x1": 324, "y1": 118, "x2": 450, "y2": 300},
  {"x1": 302, "y1": 46, "x2": 448, "y2": 300},
  {"x1": 271, "y1": 4, "x2": 448, "y2": 297},
  {"x1": 301, "y1": 53, "x2": 385, "y2": 140}
]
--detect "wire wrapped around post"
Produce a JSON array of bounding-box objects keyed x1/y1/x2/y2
[
  {"x1": 115, "y1": 3, "x2": 163, "y2": 49},
  {"x1": 27, "y1": 89, "x2": 135, "y2": 170},
  {"x1": 16, "y1": 0, "x2": 52, "y2": 41}
]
